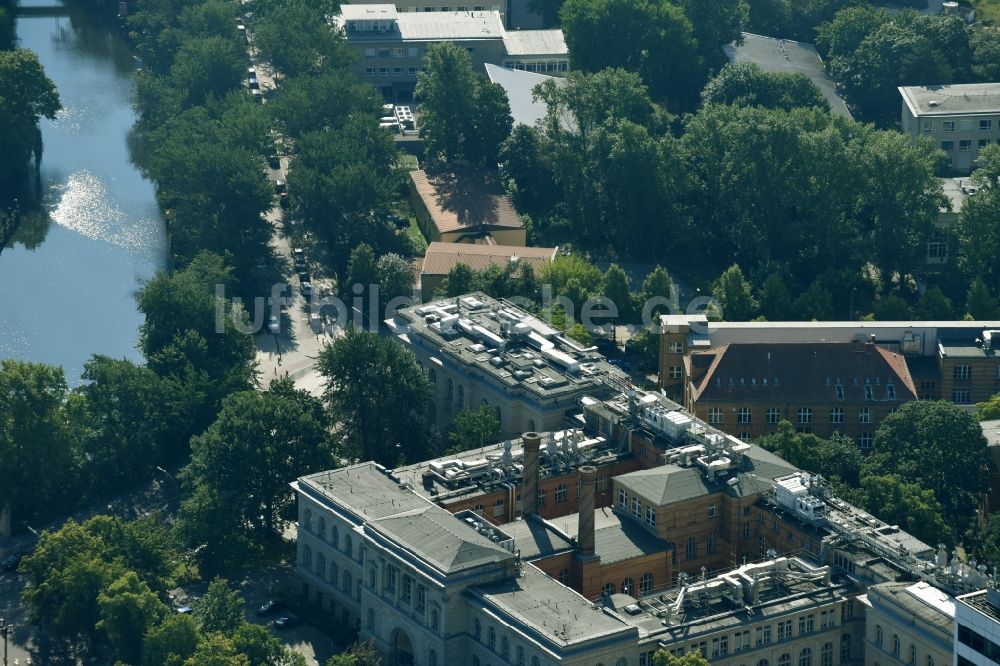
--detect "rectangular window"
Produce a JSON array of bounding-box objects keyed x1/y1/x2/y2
[
  {"x1": 669, "y1": 341, "x2": 684, "y2": 353},
  {"x1": 943, "y1": 121, "x2": 955, "y2": 132},
  {"x1": 378, "y1": 67, "x2": 389, "y2": 76},
  {"x1": 737, "y1": 407, "x2": 751, "y2": 424},
  {"x1": 364, "y1": 48, "x2": 376, "y2": 58},
  {"x1": 767, "y1": 407, "x2": 780, "y2": 423},
  {"x1": 646, "y1": 506, "x2": 656, "y2": 528},
  {"x1": 960, "y1": 119, "x2": 974, "y2": 131},
  {"x1": 668, "y1": 366, "x2": 683, "y2": 379},
  {"x1": 385, "y1": 564, "x2": 397, "y2": 594},
  {"x1": 981, "y1": 119, "x2": 993, "y2": 131},
  {"x1": 922, "y1": 121, "x2": 933, "y2": 133},
  {"x1": 364, "y1": 67, "x2": 375, "y2": 76},
  {"x1": 631, "y1": 496, "x2": 641, "y2": 518},
  {"x1": 865, "y1": 384, "x2": 874, "y2": 400},
  {"x1": 416, "y1": 585, "x2": 426, "y2": 612},
  {"x1": 393, "y1": 47, "x2": 405, "y2": 57},
  {"x1": 858, "y1": 432, "x2": 873, "y2": 449},
  {"x1": 402, "y1": 575, "x2": 412, "y2": 604},
  {"x1": 778, "y1": 620, "x2": 792, "y2": 640},
  {"x1": 708, "y1": 504, "x2": 717, "y2": 518},
  {"x1": 954, "y1": 365, "x2": 972, "y2": 380},
  {"x1": 797, "y1": 408, "x2": 812, "y2": 424},
  {"x1": 537, "y1": 489, "x2": 546, "y2": 508},
  {"x1": 708, "y1": 408, "x2": 723, "y2": 424},
  {"x1": 756, "y1": 626, "x2": 771, "y2": 646},
  {"x1": 618, "y1": 489, "x2": 627, "y2": 509},
  {"x1": 953, "y1": 389, "x2": 971, "y2": 404},
  {"x1": 942, "y1": 140, "x2": 954, "y2": 150},
  {"x1": 555, "y1": 485, "x2": 566, "y2": 504},
  {"x1": 859, "y1": 407, "x2": 871, "y2": 423},
  {"x1": 830, "y1": 407, "x2": 844, "y2": 424},
  {"x1": 377, "y1": 48, "x2": 391, "y2": 58},
  {"x1": 393, "y1": 67, "x2": 403, "y2": 75},
  {"x1": 707, "y1": 532, "x2": 716, "y2": 554},
  {"x1": 960, "y1": 139, "x2": 972, "y2": 151},
  {"x1": 980, "y1": 139, "x2": 990, "y2": 148}
]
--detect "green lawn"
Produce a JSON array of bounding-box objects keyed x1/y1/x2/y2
[{"x1": 972, "y1": 0, "x2": 1000, "y2": 22}]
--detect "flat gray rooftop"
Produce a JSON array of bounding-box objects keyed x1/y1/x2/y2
[
  {"x1": 390, "y1": 293, "x2": 621, "y2": 400},
  {"x1": 723, "y1": 33, "x2": 853, "y2": 119},
  {"x1": 502, "y1": 29, "x2": 567, "y2": 56},
  {"x1": 470, "y1": 563, "x2": 636, "y2": 648},
  {"x1": 485, "y1": 64, "x2": 564, "y2": 128},
  {"x1": 900, "y1": 83, "x2": 1000, "y2": 117}
]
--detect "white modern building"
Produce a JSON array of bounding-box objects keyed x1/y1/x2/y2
[{"x1": 899, "y1": 84, "x2": 1000, "y2": 173}]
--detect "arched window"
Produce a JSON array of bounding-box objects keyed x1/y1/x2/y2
[
  {"x1": 758, "y1": 659, "x2": 770, "y2": 666},
  {"x1": 301, "y1": 544, "x2": 312, "y2": 569},
  {"x1": 367, "y1": 608, "x2": 375, "y2": 628},
  {"x1": 640, "y1": 573, "x2": 653, "y2": 594},
  {"x1": 472, "y1": 656, "x2": 480, "y2": 666},
  {"x1": 617, "y1": 659, "x2": 628, "y2": 666},
  {"x1": 516, "y1": 646, "x2": 525, "y2": 666},
  {"x1": 488, "y1": 626, "x2": 496, "y2": 650},
  {"x1": 602, "y1": 582, "x2": 615, "y2": 597},
  {"x1": 345, "y1": 534, "x2": 353, "y2": 558},
  {"x1": 927, "y1": 656, "x2": 934, "y2": 666},
  {"x1": 822, "y1": 643, "x2": 833, "y2": 666},
  {"x1": 303, "y1": 509, "x2": 312, "y2": 532},
  {"x1": 428, "y1": 368, "x2": 437, "y2": 385},
  {"x1": 686, "y1": 536, "x2": 697, "y2": 560},
  {"x1": 329, "y1": 561, "x2": 338, "y2": 585},
  {"x1": 778, "y1": 654, "x2": 791, "y2": 666},
  {"x1": 317, "y1": 516, "x2": 326, "y2": 540},
  {"x1": 622, "y1": 577, "x2": 635, "y2": 596},
  {"x1": 332, "y1": 524, "x2": 339, "y2": 548},
  {"x1": 474, "y1": 618, "x2": 482, "y2": 640},
  {"x1": 558, "y1": 568, "x2": 571, "y2": 585},
  {"x1": 841, "y1": 634, "x2": 852, "y2": 662},
  {"x1": 893, "y1": 634, "x2": 900, "y2": 656},
  {"x1": 429, "y1": 649, "x2": 438, "y2": 666},
  {"x1": 876, "y1": 625, "x2": 883, "y2": 647},
  {"x1": 531, "y1": 657, "x2": 540, "y2": 666},
  {"x1": 799, "y1": 648, "x2": 812, "y2": 666},
  {"x1": 342, "y1": 570, "x2": 352, "y2": 593},
  {"x1": 367, "y1": 567, "x2": 376, "y2": 588},
  {"x1": 501, "y1": 636, "x2": 509, "y2": 658},
  {"x1": 316, "y1": 552, "x2": 326, "y2": 578}
]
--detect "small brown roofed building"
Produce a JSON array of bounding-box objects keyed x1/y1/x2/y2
[
  {"x1": 409, "y1": 169, "x2": 526, "y2": 245},
  {"x1": 419, "y1": 241, "x2": 557, "y2": 299},
  {"x1": 685, "y1": 341, "x2": 918, "y2": 448}
]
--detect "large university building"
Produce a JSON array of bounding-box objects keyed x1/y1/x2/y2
[
  {"x1": 294, "y1": 369, "x2": 993, "y2": 665},
  {"x1": 899, "y1": 84, "x2": 1000, "y2": 174}
]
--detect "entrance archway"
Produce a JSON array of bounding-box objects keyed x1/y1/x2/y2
[{"x1": 390, "y1": 628, "x2": 415, "y2": 666}]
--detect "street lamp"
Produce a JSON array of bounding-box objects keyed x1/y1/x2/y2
[{"x1": 1, "y1": 617, "x2": 14, "y2": 666}]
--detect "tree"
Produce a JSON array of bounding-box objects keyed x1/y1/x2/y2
[
  {"x1": 0, "y1": 360, "x2": 80, "y2": 526},
  {"x1": 0, "y1": 48, "x2": 61, "y2": 188},
  {"x1": 377, "y1": 252, "x2": 416, "y2": 305},
  {"x1": 541, "y1": 254, "x2": 605, "y2": 307},
  {"x1": 916, "y1": 286, "x2": 954, "y2": 320},
  {"x1": 602, "y1": 263, "x2": 635, "y2": 322},
  {"x1": 183, "y1": 633, "x2": 250, "y2": 666},
  {"x1": 185, "y1": 380, "x2": 333, "y2": 539},
  {"x1": 271, "y1": 71, "x2": 381, "y2": 139},
  {"x1": 143, "y1": 613, "x2": 201, "y2": 666},
  {"x1": 233, "y1": 623, "x2": 307, "y2": 666},
  {"x1": 640, "y1": 266, "x2": 674, "y2": 322},
  {"x1": 655, "y1": 649, "x2": 712, "y2": 666},
  {"x1": 438, "y1": 262, "x2": 478, "y2": 298},
  {"x1": 792, "y1": 280, "x2": 834, "y2": 321},
  {"x1": 866, "y1": 401, "x2": 989, "y2": 533},
  {"x1": 965, "y1": 278, "x2": 1000, "y2": 320},
  {"x1": 287, "y1": 118, "x2": 401, "y2": 279},
  {"x1": 758, "y1": 272, "x2": 794, "y2": 321},
  {"x1": 972, "y1": 28, "x2": 1000, "y2": 82},
  {"x1": 317, "y1": 326, "x2": 436, "y2": 466},
  {"x1": 194, "y1": 578, "x2": 245, "y2": 634},
  {"x1": 757, "y1": 422, "x2": 863, "y2": 487},
  {"x1": 956, "y1": 146, "x2": 1000, "y2": 294},
  {"x1": 676, "y1": 0, "x2": 748, "y2": 67},
  {"x1": 872, "y1": 294, "x2": 912, "y2": 321},
  {"x1": 560, "y1": 0, "x2": 705, "y2": 106},
  {"x1": 467, "y1": 80, "x2": 514, "y2": 166},
  {"x1": 977, "y1": 394, "x2": 1000, "y2": 421},
  {"x1": 169, "y1": 36, "x2": 246, "y2": 108},
  {"x1": 98, "y1": 571, "x2": 169, "y2": 664},
  {"x1": 347, "y1": 243, "x2": 378, "y2": 294},
  {"x1": 713, "y1": 264, "x2": 757, "y2": 320},
  {"x1": 702, "y1": 61, "x2": 830, "y2": 112},
  {"x1": 854, "y1": 474, "x2": 951, "y2": 546},
  {"x1": 415, "y1": 42, "x2": 479, "y2": 164},
  {"x1": 327, "y1": 641, "x2": 381, "y2": 666},
  {"x1": 254, "y1": 0, "x2": 349, "y2": 77},
  {"x1": 498, "y1": 125, "x2": 561, "y2": 215},
  {"x1": 448, "y1": 404, "x2": 502, "y2": 454}
]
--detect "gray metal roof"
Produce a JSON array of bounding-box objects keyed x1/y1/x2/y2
[
  {"x1": 723, "y1": 32, "x2": 853, "y2": 119},
  {"x1": 538, "y1": 508, "x2": 672, "y2": 564},
  {"x1": 502, "y1": 29, "x2": 567, "y2": 56},
  {"x1": 484, "y1": 64, "x2": 563, "y2": 128},
  {"x1": 470, "y1": 563, "x2": 636, "y2": 648},
  {"x1": 340, "y1": 4, "x2": 397, "y2": 20},
  {"x1": 300, "y1": 464, "x2": 514, "y2": 574},
  {"x1": 397, "y1": 10, "x2": 505, "y2": 40},
  {"x1": 900, "y1": 83, "x2": 1000, "y2": 117},
  {"x1": 869, "y1": 581, "x2": 955, "y2": 635}
]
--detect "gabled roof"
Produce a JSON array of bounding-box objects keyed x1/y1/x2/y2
[
  {"x1": 410, "y1": 169, "x2": 524, "y2": 235},
  {"x1": 299, "y1": 463, "x2": 514, "y2": 575},
  {"x1": 421, "y1": 241, "x2": 556, "y2": 276},
  {"x1": 689, "y1": 342, "x2": 917, "y2": 404}
]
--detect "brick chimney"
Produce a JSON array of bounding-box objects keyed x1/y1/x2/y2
[
  {"x1": 577, "y1": 465, "x2": 597, "y2": 556},
  {"x1": 521, "y1": 432, "x2": 541, "y2": 515}
]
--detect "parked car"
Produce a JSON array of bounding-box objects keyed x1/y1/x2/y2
[
  {"x1": 298, "y1": 271, "x2": 310, "y2": 284},
  {"x1": 267, "y1": 315, "x2": 280, "y2": 334},
  {"x1": 279, "y1": 191, "x2": 289, "y2": 208},
  {"x1": 274, "y1": 180, "x2": 287, "y2": 194},
  {"x1": 176, "y1": 606, "x2": 193, "y2": 614},
  {"x1": 2, "y1": 551, "x2": 27, "y2": 572},
  {"x1": 267, "y1": 154, "x2": 280, "y2": 169},
  {"x1": 386, "y1": 213, "x2": 408, "y2": 229},
  {"x1": 300, "y1": 281, "x2": 312, "y2": 297},
  {"x1": 256, "y1": 600, "x2": 282, "y2": 617},
  {"x1": 608, "y1": 358, "x2": 632, "y2": 371},
  {"x1": 310, "y1": 313, "x2": 322, "y2": 332},
  {"x1": 273, "y1": 614, "x2": 299, "y2": 629}
]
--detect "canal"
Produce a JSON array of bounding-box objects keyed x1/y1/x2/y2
[{"x1": 0, "y1": 0, "x2": 167, "y2": 385}]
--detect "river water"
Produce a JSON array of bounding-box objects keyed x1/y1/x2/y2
[{"x1": 0, "y1": 0, "x2": 167, "y2": 385}]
